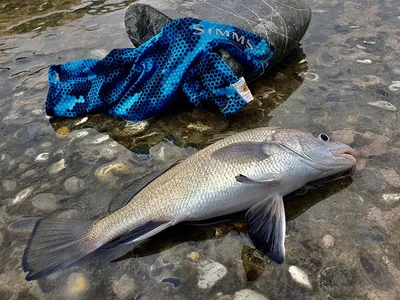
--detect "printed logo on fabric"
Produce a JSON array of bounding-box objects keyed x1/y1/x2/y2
[{"x1": 192, "y1": 24, "x2": 254, "y2": 50}]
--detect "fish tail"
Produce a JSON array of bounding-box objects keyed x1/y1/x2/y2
[{"x1": 23, "y1": 218, "x2": 99, "y2": 281}]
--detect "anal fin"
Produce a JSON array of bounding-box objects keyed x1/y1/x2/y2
[{"x1": 245, "y1": 194, "x2": 286, "y2": 263}]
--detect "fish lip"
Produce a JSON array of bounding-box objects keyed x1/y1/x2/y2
[{"x1": 330, "y1": 148, "x2": 357, "y2": 164}]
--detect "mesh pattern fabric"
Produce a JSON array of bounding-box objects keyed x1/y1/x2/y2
[{"x1": 46, "y1": 18, "x2": 274, "y2": 121}]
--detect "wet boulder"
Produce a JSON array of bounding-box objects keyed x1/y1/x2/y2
[{"x1": 125, "y1": 0, "x2": 311, "y2": 77}]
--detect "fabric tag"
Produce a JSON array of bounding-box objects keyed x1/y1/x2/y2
[{"x1": 232, "y1": 77, "x2": 254, "y2": 104}]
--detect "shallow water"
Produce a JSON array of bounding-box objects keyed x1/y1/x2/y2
[{"x1": 0, "y1": 0, "x2": 399, "y2": 299}]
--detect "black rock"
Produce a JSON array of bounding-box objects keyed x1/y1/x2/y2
[{"x1": 124, "y1": 0, "x2": 311, "y2": 78}]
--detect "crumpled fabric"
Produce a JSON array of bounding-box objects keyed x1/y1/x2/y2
[{"x1": 45, "y1": 17, "x2": 274, "y2": 121}]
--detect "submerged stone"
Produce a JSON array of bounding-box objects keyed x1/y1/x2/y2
[
  {"x1": 288, "y1": 266, "x2": 312, "y2": 289},
  {"x1": 64, "y1": 176, "x2": 85, "y2": 194},
  {"x1": 31, "y1": 193, "x2": 58, "y2": 211},
  {"x1": 125, "y1": 0, "x2": 311, "y2": 76},
  {"x1": 197, "y1": 260, "x2": 227, "y2": 289},
  {"x1": 234, "y1": 289, "x2": 268, "y2": 300},
  {"x1": 112, "y1": 274, "x2": 136, "y2": 299}
]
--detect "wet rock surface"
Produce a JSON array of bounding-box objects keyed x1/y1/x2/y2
[{"x1": 0, "y1": 0, "x2": 399, "y2": 299}]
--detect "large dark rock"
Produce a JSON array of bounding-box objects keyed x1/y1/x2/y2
[{"x1": 125, "y1": 0, "x2": 311, "y2": 77}]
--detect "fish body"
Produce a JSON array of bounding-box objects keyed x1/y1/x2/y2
[{"x1": 23, "y1": 127, "x2": 356, "y2": 280}]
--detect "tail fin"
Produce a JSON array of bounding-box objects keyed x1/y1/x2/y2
[{"x1": 23, "y1": 218, "x2": 97, "y2": 280}]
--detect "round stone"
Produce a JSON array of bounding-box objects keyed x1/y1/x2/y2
[
  {"x1": 66, "y1": 272, "x2": 89, "y2": 296},
  {"x1": 64, "y1": 177, "x2": 85, "y2": 194},
  {"x1": 112, "y1": 274, "x2": 136, "y2": 299},
  {"x1": 319, "y1": 235, "x2": 335, "y2": 249},
  {"x1": 288, "y1": 266, "x2": 312, "y2": 289},
  {"x1": 2, "y1": 179, "x2": 17, "y2": 192},
  {"x1": 31, "y1": 193, "x2": 58, "y2": 211}
]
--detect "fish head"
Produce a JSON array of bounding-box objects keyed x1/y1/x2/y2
[{"x1": 271, "y1": 129, "x2": 356, "y2": 179}]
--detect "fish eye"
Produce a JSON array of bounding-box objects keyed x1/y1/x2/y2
[{"x1": 318, "y1": 133, "x2": 330, "y2": 142}]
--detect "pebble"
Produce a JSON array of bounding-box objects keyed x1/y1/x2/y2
[
  {"x1": 356, "y1": 59, "x2": 372, "y2": 64},
  {"x1": 346, "y1": 115, "x2": 358, "y2": 123},
  {"x1": 7, "y1": 217, "x2": 40, "y2": 234},
  {"x1": 64, "y1": 176, "x2": 85, "y2": 194},
  {"x1": 234, "y1": 289, "x2": 268, "y2": 300},
  {"x1": 31, "y1": 193, "x2": 58, "y2": 211},
  {"x1": 2, "y1": 179, "x2": 17, "y2": 192},
  {"x1": 367, "y1": 101, "x2": 397, "y2": 112},
  {"x1": 124, "y1": 120, "x2": 149, "y2": 134},
  {"x1": 356, "y1": 44, "x2": 367, "y2": 50},
  {"x1": 24, "y1": 148, "x2": 37, "y2": 157},
  {"x1": 303, "y1": 72, "x2": 319, "y2": 81},
  {"x1": 381, "y1": 193, "x2": 400, "y2": 205},
  {"x1": 40, "y1": 142, "x2": 52, "y2": 148},
  {"x1": 75, "y1": 117, "x2": 88, "y2": 126},
  {"x1": 319, "y1": 235, "x2": 335, "y2": 249},
  {"x1": 49, "y1": 159, "x2": 66, "y2": 174},
  {"x1": 112, "y1": 274, "x2": 136, "y2": 299},
  {"x1": 66, "y1": 272, "x2": 89, "y2": 296},
  {"x1": 356, "y1": 159, "x2": 367, "y2": 171},
  {"x1": 288, "y1": 266, "x2": 312, "y2": 289},
  {"x1": 34, "y1": 152, "x2": 49, "y2": 163},
  {"x1": 197, "y1": 260, "x2": 227, "y2": 289},
  {"x1": 95, "y1": 162, "x2": 131, "y2": 181},
  {"x1": 363, "y1": 40, "x2": 376, "y2": 45},
  {"x1": 187, "y1": 122, "x2": 213, "y2": 132},
  {"x1": 93, "y1": 135, "x2": 110, "y2": 144},
  {"x1": 187, "y1": 251, "x2": 200, "y2": 262},
  {"x1": 100, "y1": 148, "x2": 118, "y2": 160},
  {"x1": 381, "y1": 169, "x2": 400, "y2": 188},
  {"x1": 388, "y1": 81, "x2": 400, "y2": 91},
  {"x1": 21, "y1": 170, "x2": 36, "y2": 179},
  {"x1": 12, "y1": 187, "x2": 33, "y2": 204}
]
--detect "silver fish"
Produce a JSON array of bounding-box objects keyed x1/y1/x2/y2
[{"x1": 23, "y1": 127, "x2": 356, "y2": 280}]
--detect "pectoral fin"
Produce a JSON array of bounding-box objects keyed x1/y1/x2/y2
[
  {"x1": 245, "y1": 194, "x2": 286, "y2": 263},
  {"x1": 235, "y1": 174, "x2": 281, "y2": 186}
]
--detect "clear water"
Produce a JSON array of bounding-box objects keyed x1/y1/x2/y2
[{"x1": 0, "y1": 0, "x2": 399, "y2": 299}]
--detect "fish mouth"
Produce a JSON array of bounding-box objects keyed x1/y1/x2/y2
[{"x1": 330, "y1": 148, "x2": 357, "y2": 164}]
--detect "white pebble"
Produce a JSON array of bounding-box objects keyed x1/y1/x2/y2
[
  {"x1": 34, "y1": 153, "x2": 49, "y2": 162},
  {"x1": 93, "y1": 135, "x2": 110, "y2": 144},
  {"x1": 382, "y1": 193, "x2": 400, "y2": 205},
  {"x1": 388, "y1": 81, "x2": 400, "y2": 91},
  {"x1": 356, "y1": 59, "x2": 372, "y2": 64},
  {"x1": 356, "y1": 44, "x2": 367, "y2": 50},
  {"x1": 298, "y1": 59, "x2": 307, "y2": 64},
  {"x1": 49, "y1": 159, "x2": 66, "y2": 174},
  {"x1": 368, "y1": 101, "x2": 397, "y2": 112},
  {"x1": 197, "y1": 260, "x2": 227, "y2": 289},
  {"x1": 363, "y1": 40, "x2": 376, "y2": 45},
  {"x1": 288, "y1": 266, "x2": 312, "y2": 289},
  {"x1": 75, "y1": 117, "x2": 88, "y2": 126},
  {"x1": 303, "y1": 72, "x2": 319, "y2": 81},
  {"x1": 234, "y1": 289, "x2": 268, "y2": 300},
  {"x1": 12, "y1": 187, "x2": 33, "y2": 204},
  {"x1": 14, "y1": 92, "x2": 24, "y2": 97},
  {"x1": 320, "y1": 235, "x2": 335, "y2": 249}
]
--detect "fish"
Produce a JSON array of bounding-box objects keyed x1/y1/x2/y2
[{"x1": 22, "y1": 127, "x2": 356, "y2": 280}]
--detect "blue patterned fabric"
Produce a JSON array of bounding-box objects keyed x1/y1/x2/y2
[{"x1": 46, "y1": 18, "x2": 274, "y2": 121}]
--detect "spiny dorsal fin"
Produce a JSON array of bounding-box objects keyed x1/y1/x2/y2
[
  {"x1": 108, "y1": 160, "x2": 182, "y2": 214},
  {"x1": 207, "y1": 131, "x2": 238, "y2": 144}
]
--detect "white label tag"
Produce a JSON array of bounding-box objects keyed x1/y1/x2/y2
[{"x1": 232, "y1": 77, "x2": 254, "y2": 103}]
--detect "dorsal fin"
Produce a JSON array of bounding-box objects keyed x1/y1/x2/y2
[
  {"x1": 108, "y1": 160, "x2": 182, "y2": 214},
  {"x1": 207, "y1": 131, "x2": 238, "y2": 144}
]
